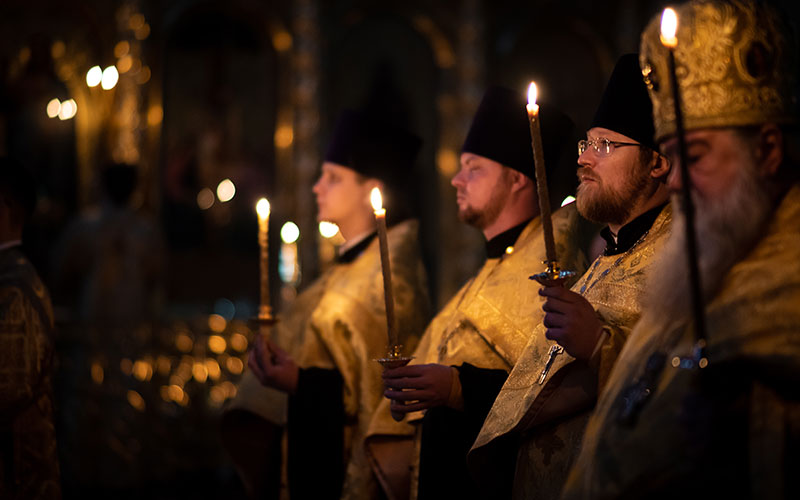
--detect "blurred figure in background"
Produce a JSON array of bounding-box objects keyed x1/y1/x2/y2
[{"x1": 53, "y1": 162, "x2": 164, "y2": 345}]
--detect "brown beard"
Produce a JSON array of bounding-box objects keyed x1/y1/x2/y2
[
  {"x1": 576, "y1": 160, "x2": 654, "y2": 226},
  {"x1": 458, "y1": 169, "x2": 513, "y2": 230}
]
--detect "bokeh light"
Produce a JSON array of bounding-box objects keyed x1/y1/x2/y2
[
  {"x1": 281, "y1": 221, "x2": 300, "y2": 244},
  {"x1": 216, "y1": 179, "x2": 236, "y2": 203},
  {"x1": 86, "y1": 66, "x2": 102, "y2": 87},
  {"x1": 197, "y1": 188, "x2": 215, "y2": 210},
  {"x1": 319, "y1": 221, "x2": 340, "y2": 238},
  {"x1": 101, "y1": 66, "x2": 119, "y2": 90}
]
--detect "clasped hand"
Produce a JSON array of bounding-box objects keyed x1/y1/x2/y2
[
  {"x1": 539, "y1": 286, "x2": 604, "y2": 361},
  {"x1": 381, "y1": 363, "x2": 454, "y2": 415},
  {"x1": 247, "y1": 335, "x2": 299, "y2": 394}
]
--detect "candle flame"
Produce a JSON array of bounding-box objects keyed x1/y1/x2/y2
[
  {"x1": 660, "y1": 8, "x2": 678, "y2": 48},
  {"x1": 370, "y1": 187, "x2": 383, "y2": 212},
  {"x1": 255, "y1": 198, "x2": 270, "y2": 219},
  {"x1": 527, "y1": 82, "x2": 538, "y2": 107}
]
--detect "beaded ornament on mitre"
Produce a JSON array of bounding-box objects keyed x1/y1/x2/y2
[{"x1": 640, "y1": 0, "x2": 798, "y2": 142}]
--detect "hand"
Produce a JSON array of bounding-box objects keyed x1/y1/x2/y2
[
  {"x1": 247, "y1": 336, "x2": 299, "y2": 394},
  {"x1": 539, "y1": 286, "x2": 604, "y2": 361},
  {"x1": 381, "y1": 363, "x2": 454, "y2": 414}
]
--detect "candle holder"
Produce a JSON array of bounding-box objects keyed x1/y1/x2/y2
[
  {"x1": 375, "y1": 344, "x2": 412, "y2": 367},
  {"x1": 250, "y1": 314, "x2": 279, "y2": 328},
  {"x1": 376, "y1": 345, "x2": 413, "y2": 422},
  {"x1": 530, "y1": 260, "x2": 576, "y2": 287}
]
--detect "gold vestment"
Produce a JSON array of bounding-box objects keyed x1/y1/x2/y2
[
  {"x1": 226, "y1": 219, "x2": 430, "y2": 500},
  {"x1": 563, "y1": 185, "x2": 800, "y2": 499},
  {"x1": 0, "y1": 248, "x2": 61, "y2": 500},
  {"x1": 366, "y1": 204, "x2": 591, "y2": 500},
  {"x1": 468, "y1": 204, "x2": 672, "y2": 500}
]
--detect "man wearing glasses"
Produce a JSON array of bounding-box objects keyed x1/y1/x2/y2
[
  {"x1": 468, "y1": 54, "x2": 672, "y2": 499},
  {"x1": 565, "y1": 0, "x2": 800, "y2": 496}
]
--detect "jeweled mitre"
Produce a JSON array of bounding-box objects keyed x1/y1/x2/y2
[{"x1": 640, "y1": 0, "x2": 798, "y2": 142}]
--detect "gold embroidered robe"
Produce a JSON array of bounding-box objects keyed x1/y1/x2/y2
[
  {"x1": 468, "y1": 204, "x2": 672, "y2": 500},
  {"x1": 226, "y1": 219, "x2": 430, "y2": 500},
  {"x1": 365, "y1": 204, "x2": 590, "y2": 500},
  {"x1": 0, "y1": 248, "x2": 61, "y2": 500},
  {"x1": 562, "y1": 186, "x2": 800, "y2": 499}
]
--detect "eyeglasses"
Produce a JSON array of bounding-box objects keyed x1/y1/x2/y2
[{"x1": 578, "y1": 138, "x2": 642, "y2": 157}]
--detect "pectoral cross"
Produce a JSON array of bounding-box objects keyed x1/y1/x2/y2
[{"x1": 538, "y1": 345, "x2": 564, "y2": 385}]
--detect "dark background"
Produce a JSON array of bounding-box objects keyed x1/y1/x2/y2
[{"x1": 1, "y1": 0, "x2": 798, "y2": 498}]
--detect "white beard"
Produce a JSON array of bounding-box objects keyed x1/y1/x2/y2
[{"x1": 643, "y1": 163, "x2": 773, "y2": 328}]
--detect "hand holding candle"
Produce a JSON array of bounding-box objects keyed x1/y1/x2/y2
[{"x1": 371, "y1": 187, "x2": 411, "y2": 420}]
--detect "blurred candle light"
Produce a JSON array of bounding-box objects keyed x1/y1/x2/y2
[
  {"x1": 46, "y1": 99, "x2": 61, "y2": 118},
  {"x1": 280, "y1": 221, "x2": 301, "y2": 284},
  {"x1": 117, "y1": 55, "x2": 133, "y2": 73},
  {"x1": 86, "y1": 66, "x2": 102, "y2": 87},
  {"x1": 135, "y1": 66, "x2": 151, "y2": 85},
  {"x1": 208, "y1": 314, "x2": 227, "y2": 333},
  {"x1": 217, "y1": 179, "x2": 236, "y2": 202},
  {"x1": 206, "y1": 359, "x2": 221, "y2": 380},
  {"x1": 135, "y1": 23, "x2": 150, "y2": 40},
  {"x1": 90, "y1": 361, "x2": 104, "y2": 384},
  {"x1": 58, "y1": 99, "x2": 77, "y2": 120},
  {"x1": 229, "y1": 333, "x2": 248, "y2": 352},
  {"x1": 281, "y1": 221, "x2": 300, "y2": 244},
  {"x1": 114, "y1": 40, "x2": 130, "y2": 58},
  {"x1": 256, "y1": 198, "x2": 272, "y2": 319},
  {"x1": 127, "y1": 390, "x2": 146, "y2": 411},
  {"x1": 274, "y1": 125, "x2": 294, "y2": 148},
  {"x1": 197, "y1": 188, "x2": 214, "y2": 210},
  {"x1": 226, "y1": 356, "x2": 244, "y2": 375},
  {"x1": 174, "y1": 332, "x2": 194, "y2": 353},
  {"x1": 208, "y1": 335, "x2": 227, "y2": 354},
  {"x1": 319, "y1": 221, "x2": 339, "y2": 238},
  {"x1": 192, "y1": 362, "x2": 209, "y2": 383},
  {"x1": 101, "y1": 65, "x2": 119, "y2": 90}
]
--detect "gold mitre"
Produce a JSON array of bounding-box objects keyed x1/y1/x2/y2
[{"x1": 640, "y1": 0, "x2": 798, "y2": 142}]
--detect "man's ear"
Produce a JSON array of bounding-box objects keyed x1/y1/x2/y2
[
  {"x1": 509, "y1": 169, "x2": 532, "y2": 193},
  {"x1": 757, "y1": 123, "x2": 784, "y2": 177},
  {"x1": 650, "y1": 151, "x2": 671, "y2": 181}
]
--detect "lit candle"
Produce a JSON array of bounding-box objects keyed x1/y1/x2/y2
[
  {"x1": 526, "y1": 82, "x2": 557, "y2": 264},
  {"x1": 370, "y1": 187, "x2": 398, "y2": 352},
  {"x1": 256, "y1": 197, "x2": 272, "y2": 320},
  {"x1": 660, "y1": 7, "x2": 708, "y2": 364}
]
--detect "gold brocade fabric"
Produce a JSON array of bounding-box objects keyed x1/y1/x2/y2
[
  {"x1": 299, "y1": 220, "x2": 431, "y2": 500},
  {"x1": 365, "y1": 204, "x2": 591, "y2": 500},
  {"x1": 0, "y1": 249, "x2": 61, "y2": 500},
  {"x1": 468, "y1": 205, "x2": 672, "y2": 500},
  {"x1": 563, "y1": 186, "x2": 800, "y2": 499}
]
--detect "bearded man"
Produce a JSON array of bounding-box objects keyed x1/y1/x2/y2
[
  {"x1": 563, "y1": 1, "x2": 800, "y2": 497},
  {"x1": 366, "y1": 86, "x2": 591, "y2": 500},
  {"x1": 467, "y1": 54, "x2": 673, "y2": 500}
]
